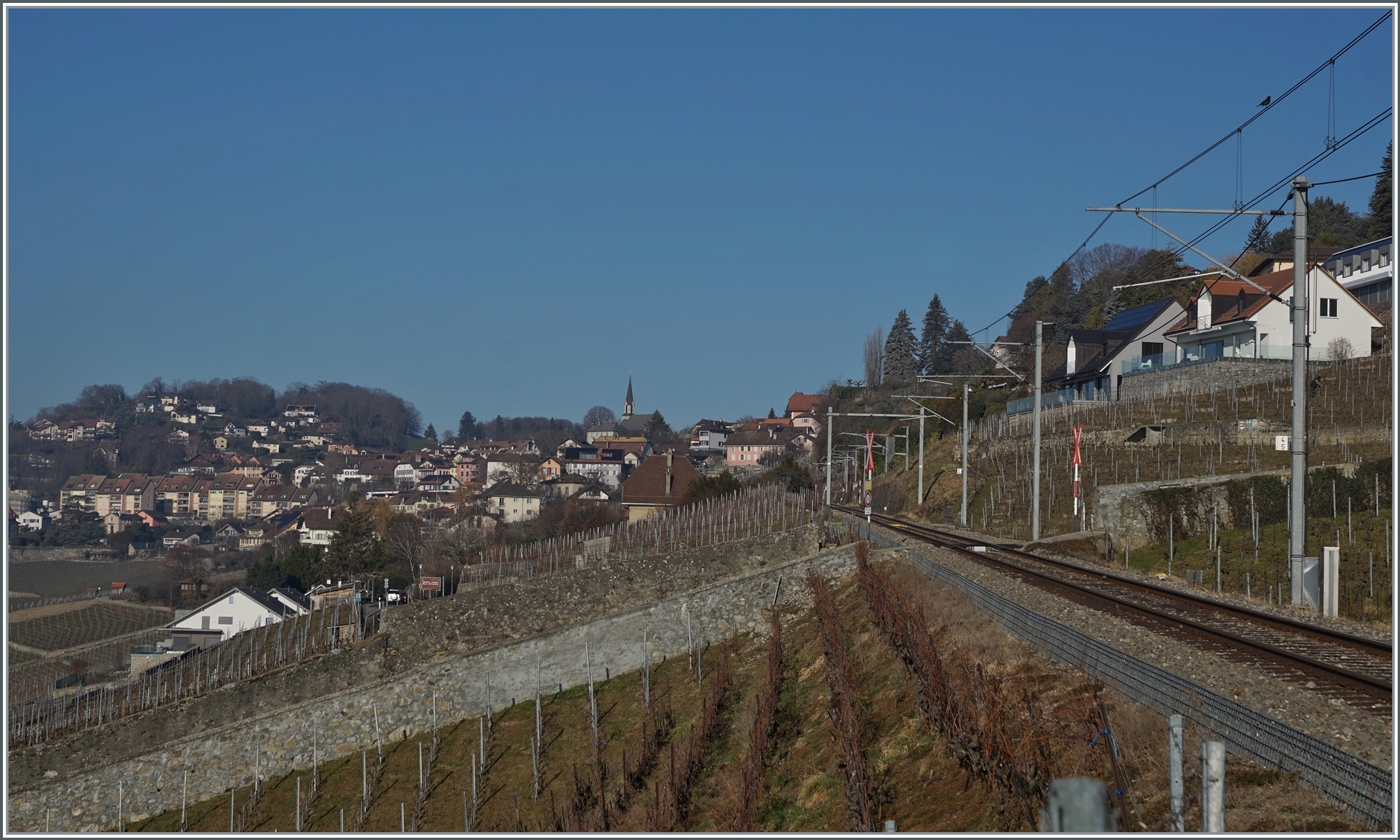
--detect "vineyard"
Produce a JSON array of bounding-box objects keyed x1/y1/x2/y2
[
  {"x1": 462, "y1": 484, "x2": 818, "y2": 591},
  {"x1": 9, "y1": 602, "x2": 363, "y2": 749},
  {"x1": 6, "y1": 558, "x2": 169, "y2": 601},
  {"x1": 9, "y1": 602, "x2": 173, "y2": 652},
  {"x1": 6, "y1": 629, "x2": 171, "y2": 708},
  {"x1": 124, "y1": 548, "x2": 1359, "y2": 833},
  {"x1": 969, "y1": 354, "x2": 1391, "y2": 542}
]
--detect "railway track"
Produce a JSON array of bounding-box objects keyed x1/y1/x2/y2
[{"x1": 834, "y1": 506, "x2": 1393, "y2": 716}]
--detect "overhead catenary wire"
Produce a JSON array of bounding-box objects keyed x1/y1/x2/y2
[
  {"x1": 1116, "y1": 10, "x2": 1390, "y2": 208},
  {"x1": 1065, "y1": 10, "x2": 1391, "y2": 272},
  {"x1": 1086, "y1": 105, "x2": 1391, "y2": 307}
]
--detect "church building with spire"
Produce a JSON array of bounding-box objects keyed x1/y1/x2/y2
[{"x1": 585, "y1": 375, "x2": 656, "y2": 443}]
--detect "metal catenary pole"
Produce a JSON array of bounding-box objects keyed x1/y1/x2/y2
[
  {"x1": 1289, "y1": 177, "x2": 1311, "y2": 606},
  {"x1": 960, "y1": 382, "x2": 968, "y2": 526},
  {"x1": 824, "y1": 406, "x2": 833, "y2": 507},
  {"x1": 1033, "y1": 320, "x2": 1043, "y2": 542}
]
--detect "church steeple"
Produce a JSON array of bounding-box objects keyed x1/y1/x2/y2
[{"x1": 623, "y1": 375, "x2": 635, "y2": 421}]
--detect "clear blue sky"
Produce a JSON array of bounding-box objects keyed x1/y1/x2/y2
[{"x1": 5, "y1": 7, "x2": 1394, "y2": 432}]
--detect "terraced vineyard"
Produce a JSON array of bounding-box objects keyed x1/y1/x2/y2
[
  {"x1": 126, "y1": 550, "x2": 1359, "y2": 833},
  {"x1": 9, "y1": 602, "x2": 173, "y2": 652}
]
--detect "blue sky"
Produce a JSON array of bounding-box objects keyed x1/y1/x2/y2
[{"x1": 5, "y1": 6, "x2": 1394, "y2": 433}]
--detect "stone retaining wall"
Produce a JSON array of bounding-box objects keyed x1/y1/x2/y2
[
  {"x1": 7, "y1": 537, "x2": 855, "y2": 832},
  {"x1": 1118, "y1": 357, "x2": 1290, "y2": 402}
]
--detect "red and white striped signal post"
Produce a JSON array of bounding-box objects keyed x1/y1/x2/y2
[
  {"x1": 1072, "y1": 424, "x2": 1084, "y2": 529},
  {"x1": 864, "y1": 430, "x2": 876, "y2": 522}
]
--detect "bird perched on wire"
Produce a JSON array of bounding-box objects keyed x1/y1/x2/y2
[{"x1": 1258, "y1": 95, "x2": 1272, "y2": 107}]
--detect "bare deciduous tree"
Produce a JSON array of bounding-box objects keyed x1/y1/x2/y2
[
  {"x1": 1327, "y1": 336, "x2": 1355, "y2": 363},
  {"x1": 862, "y1": 327, "x2": 884, "y2": 386}
]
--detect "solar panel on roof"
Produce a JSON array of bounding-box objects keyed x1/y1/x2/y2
[{"x1": 1104, "y1": 299, "x2": 1168, "y2": 333}]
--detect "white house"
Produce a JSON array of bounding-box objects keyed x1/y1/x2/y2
[
  {"x1": 1165, "y1": 267, "x2": 1382, "y2": 364},
  {"x1": 164, "y1": 586, "x2": 308, "y2": 650},
  {"x1": 297, "y1": 507, "x2": 338, "y2": 547},
  {"x1": 480, "y1": 481, "x2": 542, "y2": 523},
  {"x1": 17, "y1": 511, "x2": 48, "y2": 531}
]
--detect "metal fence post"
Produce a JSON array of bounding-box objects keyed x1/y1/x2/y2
[
  {"x1": 1169, "y1": 714, "x2": 1184, "y2": 832},
  {"x1": 1040, "y1": 777, "x2": 1113, "y2": 832},
  {"x1": 1201, "y1": 740, "x2": 1225, "y2": 833}
]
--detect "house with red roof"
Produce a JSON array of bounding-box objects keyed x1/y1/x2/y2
[{"x1": 1164, "y1": 267, "x2": 1381, "y2": 365}]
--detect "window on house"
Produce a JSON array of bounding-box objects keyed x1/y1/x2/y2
[
  {"x1": 202, "y1": 616, "x2": 211, "y2": 629},
  {"x1": 1319, "y1": 298, "x2": 1338, "y2": 318},
  {"x1": 219, "y1": 616, "x2": 233, "y2": 624}
]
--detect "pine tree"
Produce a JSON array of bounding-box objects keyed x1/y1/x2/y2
[
  {"x1": 943, "y1": 320, "x2": 973, "y2": 374},
  {"x1": 1244, "y1": 215, "x2": 1273, "y2": 253},
  {"x1": 1368, "y1": 140, "x2": 1392, "y2": 242},
  {"x1": 325, "y1": 498, "x2": 385, "y2": 581},
  {"x1": 424, "y1": 423, "x2": 437, "y2": 441},
  {"x1": 918, "y1": 295, "x2": 949, "y2": 376},
  {"x1": 767, "y1": 407, "x2": 776, "y2": 419},
  {"x1": 458, "y1": 410, "x2": 479, "y2": 440},
  {"x1": 883, "y1": 310, "x2": 919, "y2": 382}
]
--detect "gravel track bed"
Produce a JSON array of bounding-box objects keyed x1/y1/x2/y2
[{"x1": 873, "y1": 523, "x2": 1395, "y2": 772}]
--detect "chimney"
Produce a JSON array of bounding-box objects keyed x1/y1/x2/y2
[
  {"x1": 1065, "y1": 336, "x2": 1077, "y2": 375},
  {"x1": 665, "y1": 451, "x2": 674, "y2": 496}
]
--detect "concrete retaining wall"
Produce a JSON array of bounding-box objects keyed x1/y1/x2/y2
[{"x1": 6, "y1": 540, "x2": 856, "y2": 832}]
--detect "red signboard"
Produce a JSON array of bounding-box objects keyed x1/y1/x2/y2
[
  {"x1": 419, "y1": 576, "x2": 442, "y2": 592},
  {"x1": 865, "y1": 430, "x2": 876, "y2": 471}
]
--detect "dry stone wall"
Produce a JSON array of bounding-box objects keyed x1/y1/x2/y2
[{"x1": 7, "y1": 525, "x2": 844, "y2": 833}]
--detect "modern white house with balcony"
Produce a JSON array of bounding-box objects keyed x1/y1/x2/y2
[{"x1": 1164, "y1": 266, "x2": 1382, "y2": 364}]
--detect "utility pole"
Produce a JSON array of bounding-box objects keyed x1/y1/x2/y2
[
  {"x1": 960, "y1": 382, "x2": 969, "y2": 527},
  {"x1": 917, "y1": 406, "x2": 925, "y2": 507},
  {"x1": 824, "y1": 406, "x2": 833, "y2": 507},
  {"x1": 1290, "y1": 176, "x2": 1311, "y2": 605},
  {"x1": 1032, "y1": 320, "x2": 1043, "y2": 542}
]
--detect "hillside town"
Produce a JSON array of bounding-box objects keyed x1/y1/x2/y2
[{"x1": 9, "y1": 381, "x2": 829, "y2": 561}]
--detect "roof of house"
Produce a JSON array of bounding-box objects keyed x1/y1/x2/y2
[
  {"x1": 725, "y1": 428, "x2": 797, "y2": 447},
  {"x1": 1164, "y1": 269, "x2": 1295, "y2": 335},
  {"x1": 164, "y1": 585, "x2": 305, "y2": 629},
  {"x1": 785, "y1": 392, "x2": 829, "y2": 417},
  {"x1": 481, "y1": 481, "x2": 541, "y2": 499},
  {"x1": 1046, "y1": 298, "x2": 1183, "y2": 382},
  {"x1": 299, "y1": 506, "x2": 337, "y2": 531},
  {"x1": 621, "y1": 452, "x2": 703, "y2": 506},
  {"x1": 1247, "y1": 246, "x2": 1344, "y2": 276}
]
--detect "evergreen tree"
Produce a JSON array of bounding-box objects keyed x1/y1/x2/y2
[
  {"x1": 246, "y1": 544, "x2": 323, "y2": 591},
  {"x1": 943, "y1": 320, "x2": 974, "y2": 374},
  {"x1": 767, "y1": 407, "x2": 776, "y2": 419},
  {"x1": 424, "y1": 423, "x2": 437, "y2": 441},
  {"x1": 1368, "y1": 140, "x2": 1392, "y2": 242},
  {"x1": 643, "y1": 410, "x2": 674, "y2": 444},
  {"x1": 457, "y1": 410, "x2": 479, "y2": 440},
  {"x1": 918, "y1": 295, "x2": 949, "y2": 375},
  {"x1": 1244, "y1": 215, "x2": 1274, "y2": 253},
  {"x1": 324, "y1": 498, "x2": 385, "y2": 581},
  {"x1": 882, "y1": 310, "x2": 919, "y2": 382}
]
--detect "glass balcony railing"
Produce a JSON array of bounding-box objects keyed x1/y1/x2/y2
[{"x1": 1120, "y1": 341, "x2": 1327, "y2": 376}]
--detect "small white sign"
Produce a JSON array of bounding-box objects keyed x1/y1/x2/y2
[
  {"x1": 1275, "y1": 435, "x2": 1290, "y2": 451},
  {"x1": 955, "y1": 468, "x2": 962, "y2": 475}
]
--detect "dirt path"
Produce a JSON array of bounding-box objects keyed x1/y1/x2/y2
[{"x1": 7, "y1": 599, "x2": 97, "y2": 623}]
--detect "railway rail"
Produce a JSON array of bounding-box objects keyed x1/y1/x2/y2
[{"x1": 834, "y1": 506, "x2": 1393, "y2": 715}]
